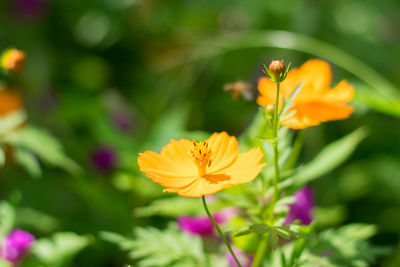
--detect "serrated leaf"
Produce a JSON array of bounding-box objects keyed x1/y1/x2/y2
[
  {"x1": 101, "y1": 225, "x2": 206, "y2": 267},
  {"x1": 291, "y1": 127, "x2": 367, "y2": 187},
  {"x1": 99, "y1": 231, "x2": 135, "y2": 251},
  {"x1": 310, "y1": 223, "x2": 390, "y2": 266},
  {"x1": 32, "y1": 232, "x2": 89, "y2": 266}
]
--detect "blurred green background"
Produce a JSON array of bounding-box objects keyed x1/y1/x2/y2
[{"x1": 1, "y1": 0, "x2": 400, "y2": 266}]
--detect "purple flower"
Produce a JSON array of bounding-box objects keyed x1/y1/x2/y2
[
  {"x1": 91, "y1": 146, "x2": 117, "y2": 172},
  {"x1": 178, "y1": 208, "x2": 238, "y2": 236},
  {"x1": 227, "y1": 248, "x2": 253, "y2": 267},
  {"x1": 0, "y1": 229, "x2": 35, "y2": 266},
  {"x1": 284, "y1": 186, "x2": 315, "y2": 225}
]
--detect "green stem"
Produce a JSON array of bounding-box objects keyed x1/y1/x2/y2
[
  {"x1": 269, "y1": 82, "x2": 281, "y2": 222},
  {"x1": 252, "y1": 82, "x2": 281, "y2": 267},
  {"x1": 201, "y1": 196, "x2": 242, "y2": 267},
  {"x1": 251, "y1": 237, "x2": 268, "y2": 267}
]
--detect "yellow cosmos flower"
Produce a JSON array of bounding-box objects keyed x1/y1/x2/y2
[
  {"x1": 257, "y1": 59, "x2": 354, "y2": 129},
  {"x1": 138, "y1": 132, "x2": 265, "y2": 198}
]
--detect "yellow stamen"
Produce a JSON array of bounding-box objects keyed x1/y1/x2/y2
[{"x1": 190, "y1": 141, "x2": 212, "y2": 176}]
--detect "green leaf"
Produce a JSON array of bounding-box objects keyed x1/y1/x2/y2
[
  {"x1": 0, "y1": 110, "x2": 27, "y2": 136},
  {"x1": 311, "y1": 224, "x2": 391, "y2": 266},
  {"x1": 17, "y1": 207, "x2": 59, "y2": 233},
  {"x1": 31, "y1": 232, "x2": 89, "y2": 267},
  {"x1": 2, "y1": 127, "x2": 81, "y2": 176},
  {"x1": 101, "y1": 224, "x2": 206, "y2": 267},
  {"x1": 291, "y1": 127, "x2": 367, "y2": 187},
  {"x1": 0, "y1": 201, "x2": 16, "y2": 239},
  {"x1": 235, "y1": 223, "x2": 301, "y2": 248},
  {"x1": 14, "y1": 148, "x2": 42, "y2": 178}
]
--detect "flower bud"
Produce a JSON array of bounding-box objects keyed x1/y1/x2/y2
[
  {"x1": 1, "y1": 49, "x2": 26, "y2": 74},
  {"x1": 268, "y1": 60, "x2": 285, "y2": 81}
]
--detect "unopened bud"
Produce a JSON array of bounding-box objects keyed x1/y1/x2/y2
[
  {"x1": 269, "y1": 60, "x2": 285, "y2": 78},
  {"x1": 1, "y1": 49, "x2": 26, "y2": 74},
  {"x1": 263, "y1": 59, "x2": 290, "y2": 83}
]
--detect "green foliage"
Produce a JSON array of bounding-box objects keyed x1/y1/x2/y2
[
  {"x1": 305, "y1": 224, "x2": 390, "y2": 267},
  {"x1": 1, "y1": 126, "x2": 81, "y2": 177},
  {"x1": 0, "y1": 110, "x2": 27, "y2": 136},
  {"x1": 23, "y1": 232, "x2": 90, "y2": 267},
  {"x1": 135, "y1": 197, "x2": 203, "y2": 217},
  {"x1": 0, "y1": 201, "x2": 15, "y2": 240},
  {"x1": 17, "y1": 207, "x2": 59, "y2": 233},
  {"x1": 101, "y1": 225, "x2": 209, "y2": 267},
  {"x1": 235, "y1": 224, "x2": 301, "y2": 249},
  {"x1": 267, "y1": 224, "x2": 388, "y2": 267},
  {"x1": 289, "y1": 127, "x2": 367, "y2": 188}
]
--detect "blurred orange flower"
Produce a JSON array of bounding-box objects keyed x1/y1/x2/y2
[
  {"x1": 0, "y1": 88, "x2": 23, "y2": 116},
  {"x1": 257, "y1": 59, "x2": 354, "y2": 129},
  {"x1": 1, "y1": 49, "x2": 26, "y2": 74},
  {"x1": 138, "y1": 132, "x2": 265, "y2": 197}
]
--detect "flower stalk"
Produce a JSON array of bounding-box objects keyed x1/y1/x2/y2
[
  {"x1": 201, "y1": 196, "x2": 242, "y2": 267},
  {"x1": 252, "y1": 63, "x2": 283, "y2": 267}
]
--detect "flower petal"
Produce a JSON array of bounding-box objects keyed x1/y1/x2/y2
[
  {"x1": 161, "y1": 139, "x2": 196, "y2": 169},
  {"x1": 165, "y1": 177, "x2": 226, "y2": 198},
  {"x1": 137, "y1": 139, "x2": 198, "y2": 188},
  {"x1": 206, "y1": 132, "x2": 239, "y2": 173},
  {"x1": 298, "y1": 59, "x2": 332, "y2": 92},
  {"x1": 323, "y1": 80, "x2": 354, "y2": 103},
  {"x1": 212, "y1": 147, "x2": 265, "y2": 185},
  {"x1": 257, "y1": 77, "x2": 275, "y2": 106},
  {"x1": 283, "y1": 102, "x2": 354, "y2": 129}
]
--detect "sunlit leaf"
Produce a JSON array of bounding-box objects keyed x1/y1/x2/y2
[
  {"x1": 32, "y1": 232, "x2": 90, "y2": 267},
  {"x1": 101, "y1": 224, "x2": 207, "y2": 267},
  {"x1": 291, "y1": 127, "x2": 367, "y2": 187}
]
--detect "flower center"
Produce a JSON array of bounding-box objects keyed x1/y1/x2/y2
[{"x1": 190, "y1": 141, "x2": 212, "y2": 176}]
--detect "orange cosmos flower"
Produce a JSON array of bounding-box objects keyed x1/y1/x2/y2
[
  {"x1": 257, "y1": 59, "x2": 354, "y2": 129},
  {"x1": 137, "y1": 132, "x2": 265, "y2": 197},
  {"x1": 0, "y1": 88, "x2": 23, "y2": 116}
]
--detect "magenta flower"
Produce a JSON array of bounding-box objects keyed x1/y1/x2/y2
[
  {"x1": 227, "y1": 248, "x2": 253, "y2": 267},
  {"x1": 178, "y1": 208, "x2": 238, "y2": 236},
  {"x1": 284, "y1": 186, "x2": 315, "y2": 225},
  {"x1": 91, "y1": 146, "x2": 117, "y2": 172},
  {"x1": 0, "y1": 229, "x2": 35, "y2": 266}
]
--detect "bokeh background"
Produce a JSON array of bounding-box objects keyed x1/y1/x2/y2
[{"x1": 1, "y1": 0, "x2": 400, "y2": 266}]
